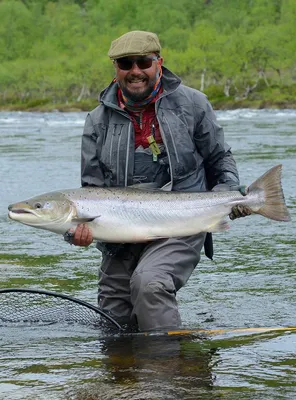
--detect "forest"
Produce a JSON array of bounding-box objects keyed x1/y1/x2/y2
[{"x1": 0, "y1": 0, "x2": 295, "y2": 110}]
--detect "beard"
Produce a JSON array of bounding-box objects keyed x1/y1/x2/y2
[{"x1": 118, "y1": 73, "x2": 159, "y2": 102}]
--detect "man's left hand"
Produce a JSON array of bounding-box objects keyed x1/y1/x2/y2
[
  {"x1": 229, "y1": 185, "x2": 252, "y2": 220},
  {"x1": 212, "y1": 184, "x2": 252, "y2": 220},
  {"x1": 229, "y1": 204, "x2": 252, "y2": 220}
]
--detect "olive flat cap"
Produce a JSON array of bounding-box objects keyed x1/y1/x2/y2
[{"x1": 108, "y1": 30, "x2": 161, "y2": 59}]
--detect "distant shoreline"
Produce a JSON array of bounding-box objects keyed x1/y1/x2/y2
[{"x1": 0, "y1": 99, "x2": 295, "y2": 113}]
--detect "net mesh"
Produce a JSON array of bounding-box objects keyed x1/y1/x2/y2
[{"x1": 0, "y1": 290, "x2": 113, "y2": 327}]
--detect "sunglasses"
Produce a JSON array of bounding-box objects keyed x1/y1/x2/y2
[{"x1": 115, "y1": 56, "x2": 159, "y2": 71}]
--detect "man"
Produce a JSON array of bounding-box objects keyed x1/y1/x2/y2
[{"x1": 67, "y1": 31, "x2": 250, "y2": 331}]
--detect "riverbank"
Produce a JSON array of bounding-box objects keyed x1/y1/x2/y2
[
  {"x1": 1, "y1": 99, "x2": 296, "y2": 113},
  {"x1": 1, "y1": 85, "x2": 295, "y2": 112}
]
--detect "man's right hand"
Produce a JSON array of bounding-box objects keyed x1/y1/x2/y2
[{"x1": 64, "y1": 224, "x2": 93, "y2": 247}]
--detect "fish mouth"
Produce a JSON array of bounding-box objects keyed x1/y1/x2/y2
[
  {"x1": 8, "y1": 208, "x2": 39, "y2": 221},
  {"x1": 9, "y1": 209, "x2": 33, "y2": 214}
]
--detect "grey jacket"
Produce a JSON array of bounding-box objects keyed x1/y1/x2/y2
[{"x1": 81, "y1": 66, "x2": 239, "y2": 192}]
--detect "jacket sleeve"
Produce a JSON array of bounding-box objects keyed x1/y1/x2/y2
[
  {"x1": 81, "y1": 113, "x2": 105, "y2": 187},
  {"x1": 193, "y1": 97, "x2": 239, "y2": 190}
]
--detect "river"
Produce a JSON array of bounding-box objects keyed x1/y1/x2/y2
[{"x1": 0, "y1": 110, "x2": 295, "y2": 400}]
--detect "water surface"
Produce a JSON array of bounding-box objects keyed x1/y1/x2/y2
[{"x1": 0, "y1": 110, "x2": 295, "y2": 400}]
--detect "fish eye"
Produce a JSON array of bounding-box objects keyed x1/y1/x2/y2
[{"x1": 34, "y1": 202, "x2": 43, "y2": 209}]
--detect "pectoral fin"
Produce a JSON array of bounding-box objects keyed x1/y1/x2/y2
[
  {"x1": 145, "y1": 235, "x2": 169, "y2": 240},
  {"x1": 71, "y1": 216, "x2": 100, "y2": 223}
]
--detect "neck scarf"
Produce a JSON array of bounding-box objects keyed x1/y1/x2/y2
[{"x1": 118, "y1": 67, "x2": 163, "y2": 112}]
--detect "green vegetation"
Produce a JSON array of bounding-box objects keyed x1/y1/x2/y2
[{"x1": 0, "y1": 0, "x2": 295, "y2": 110}]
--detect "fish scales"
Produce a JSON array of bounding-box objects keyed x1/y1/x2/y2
[{"x1": 8, "y1": 165, "x2": 291, "y2": 243}]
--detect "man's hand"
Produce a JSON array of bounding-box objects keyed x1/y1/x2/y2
[
  {"x1": 228, "y1": 185, "x2": 252, "y2": 220},
  {"x1": 212, "y1": 184, "x2": 252, "y2": 220},
  {"x1": 64, "y1": 224, "x2": 93, "y2": 247},
  {"x1": 229, "y1": 205, "x2": 252, "y2": 220}
]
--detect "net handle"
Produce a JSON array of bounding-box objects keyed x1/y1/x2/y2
[{"x1": 0, "y1": 288, "x2": 122, "y2": 330}]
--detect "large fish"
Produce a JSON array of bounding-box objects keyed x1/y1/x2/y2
[{"x1": 8, "y1": 165, "x2": 290, "y2": 242}]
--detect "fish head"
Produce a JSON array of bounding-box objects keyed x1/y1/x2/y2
[{"x1": 8, "y1": 191, "x2": 75, "y2": 232}]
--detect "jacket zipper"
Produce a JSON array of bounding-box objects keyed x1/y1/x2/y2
[
  {"x1": 158, "y1": 117, "x2": 173, "y2": 191},
  {"x1": 154, "y1": 86, "x2": 180, "y2": 190},
  {"x1": 162, "y1": 113, "x2": 180, "y2": 164},
  {"x1": 124, "y1": 122, "x2": 132, "y2": 186},
  {"x1": 116, "y1": 124, "x2": 124, "y2": 186},
  {"x1": 109, "y1": 124, "x2": 116, "y2": 165}
]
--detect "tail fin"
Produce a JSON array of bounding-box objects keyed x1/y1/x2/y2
[{"x1": 248, "y1": 165, "x2": 291, "y2": 222}]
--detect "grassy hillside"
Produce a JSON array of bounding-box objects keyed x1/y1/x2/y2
[{"x1": 0, "y1": 0, "x2": 295, "y2": 110}]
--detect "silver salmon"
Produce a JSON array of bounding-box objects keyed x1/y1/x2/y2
[{"x1": 8, "y1": 165, "x2": 290, "y2": 242}]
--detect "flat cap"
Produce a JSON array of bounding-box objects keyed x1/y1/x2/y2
[{"x1": 108, "y1": 30, "x2": 161, "y2": 59}]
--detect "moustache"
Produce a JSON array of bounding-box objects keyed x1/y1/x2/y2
[{"x1": 126, "y1": 74, "x2": 147, "y2": 81}]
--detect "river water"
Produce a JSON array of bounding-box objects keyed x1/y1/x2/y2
[{"x1": 0, "y1": 110, "x2": 295, "y2": 400}]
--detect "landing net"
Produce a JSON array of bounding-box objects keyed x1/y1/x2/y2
[{"x1": 0, "y1": 288, "x2": 121, "y2": 329}]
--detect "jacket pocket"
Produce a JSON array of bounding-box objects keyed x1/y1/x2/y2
[{"x1": 160, "y1": 110, "x2": 202, "y2": 179}]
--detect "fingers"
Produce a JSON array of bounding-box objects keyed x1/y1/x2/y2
[
  {"x1": 229, "y1": 205, "x2": 252, "y2": 220},
  {"x1": 238, "y1": 185, "x2": 248, "y2": 196},
  {"x1": 71, "y1": 224, "x2": 93, "y2": 247}
]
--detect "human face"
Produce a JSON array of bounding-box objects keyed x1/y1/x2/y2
[{"x1": 114, "y1": 54, "x2": 163, "y2": 102}]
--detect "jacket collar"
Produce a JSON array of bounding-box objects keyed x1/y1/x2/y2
[{"x1": 99, "y1": 66, "x2": 181, "y2": 109}]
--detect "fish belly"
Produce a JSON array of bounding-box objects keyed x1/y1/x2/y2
[{"x1": 87, "y1": 203, "x2": 230, "y2": 242}]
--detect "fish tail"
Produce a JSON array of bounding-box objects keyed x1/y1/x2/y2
[{"x1": 248, "y1": 164, "x2": 291, "y2": 222}]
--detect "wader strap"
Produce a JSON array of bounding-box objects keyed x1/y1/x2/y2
[{"x1": 204, "y1": 233, "x2": 214, "y2": 260}]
